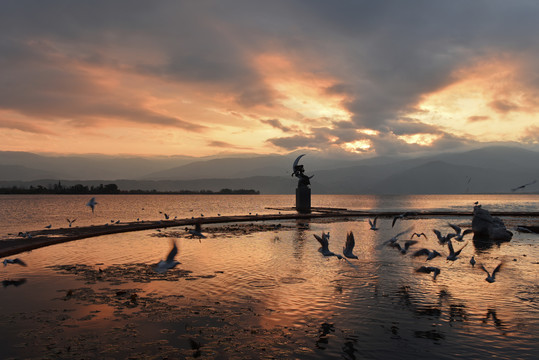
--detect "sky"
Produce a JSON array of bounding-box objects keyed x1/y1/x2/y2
[{"x1": 1, "y1": 0, "x2": 539, "y2": 158}]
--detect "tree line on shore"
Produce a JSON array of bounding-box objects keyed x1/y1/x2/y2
[{"x1": 0, "y1": 182, "x2": 260, "y2": 195}]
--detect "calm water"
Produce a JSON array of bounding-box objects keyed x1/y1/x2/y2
[{"x1": 0, "y1": 194, "x2": 538, "y2": 359}]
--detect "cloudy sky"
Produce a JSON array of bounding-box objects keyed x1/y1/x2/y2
[{"x1": 1, "y1": 0, "x2": 539, "y2": 157}]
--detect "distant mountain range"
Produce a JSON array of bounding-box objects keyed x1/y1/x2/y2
[{"x1": 1, "y1": 146, "x2": 538, "y2": 194}]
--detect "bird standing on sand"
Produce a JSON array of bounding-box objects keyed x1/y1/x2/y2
[
  {"x1": 45, "y1": 224, "x2": 52, "y2": 229},
  {"x1": 470, "y1": 256, "x2": 476, "y2": 267},
  {"x1": 86, "y1": 197, "x2": 97, "y2": 213},
  {"x1": 155, "y1": 240, "x2": 181, "y2": 274},
  {"x1": 3, "y1": 258, "x2": 27, "y2": 267},
  {"x1": 314, "y1": 232, "x2": 342, "y2": 259},
  {"x1": 343, "y1": 231, "x2": 358, "y2": 259}
]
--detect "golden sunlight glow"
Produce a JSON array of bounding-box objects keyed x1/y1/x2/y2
[
  {"x1": 397, "y1": 133, "x2": 439, "y2": 146},
  {"x1": 358, "y1": 129, "x2": 379, "y2": 136},
  {"x1": 342, "y1": 140, "x2": 372, "y2": 153},
  {"x1": 411, "y1": 57, "x2": 539, "y2": 141},
  {"x1": 255, "y1": 54, "x2": 351, "y2": 123}
]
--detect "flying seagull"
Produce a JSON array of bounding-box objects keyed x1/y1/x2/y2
[
  {"x1": 480, "y1": 263, "x2": 502, "y2": 283},
  {"x1": 392, "y1": 212, "x2": 418, "y2": 227},
  {"x1": 511, "y1": 179, "x2": 537, "y2": 192},
  {"x1": 416, "y1": 266, "x2": 441, "y2": 280},
  {"x1": 313, "y1": 232, "x2": 342, "y2": 259},
  {"x1": 411, "y1": 232, "x2": 428, "y2": 240},
  {"x1": 3, "y1": 258, "x2": 27, "y2": 267},
  {"x1": 66, "y1": 218, "x2": 77, "y2": 227},
  {"x1": 86, "y1": 197, "x2": 97, "y2": 213},
  {"x1": 379, "y1": 227, "x2": 413, "y2": 249},
  {"x1": 390, "y1": 240, "x2": 418, "y2": 255},
  {"x1": 343, "y1": 231, "x2": 358, "y2": 259},
  {"x1": 448, "y1": 223, "x2": 473, "y2": 242},
  {"x1": 413, "y1": 248, "x2": 442, "y2": 261},
  {"x1": 446, "y1": 239, "x2": 468, "y2": 261},
  {"x1": 155, "y1": 240, "x2": 181, "y2": 274},
  {"x1": 368, "y1": 216, "x2": 379, "y2": 231},
  {"x1": 433, "y1": 229, "x2": 456, "y2": 245}
]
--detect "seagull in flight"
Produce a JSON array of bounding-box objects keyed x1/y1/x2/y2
[
  {"x1": 448, "y1": 223, "x2": 473, "y2": 242},
  {"x1": 390, "y1": 240, "x2": 418, "y2": 255},
  {"x1": 433, "y1": 229, "x2": 456, "y2": 245},
  {"x1": 379, "y1": 227, "x2": 413, "y2": 249},
  {"x1": 416, "y1": 266, "x2": 441, "y2": 280},
  {"x1": 313, "y1": 232, "x2": 342, "y2": 259},
  {"x1": 188, "y1": 229, "x2": 207, "y2": 239},
  {"x1": 413, "y1": 248, "x2": 442, "y2": 261},
  {"x1": 392, "y1": 212, "x2": 418, "y2": 227},
  {"x1": 3, "y1": 258, "x2": 27, "y2": 267},
  {"x1": 155, "y1": 240, "x2": 181, "y2": 274},
  {"x1": 411, "y1": 232, "x2": 428, "y2": 240},
  {"x1": 511, "y1": 179, "x2": 537, "y2": 192},
  {"x1": 480, "y1": 263, "x2": 502, "y2": 283},
  {"x1": 66, "y1": 218, "x2": 77, "y2": 227},
  {"x1": 446, "y1": 239, "x2": 467, "y2": 261},
  {"x1": 86, "y1": 197, "x2": 98, "y2": 213},
  {"x1": 343, "y1": 231, "x2": 358, "y2": 259},
  {"x1": 368, "y1": 216, "x2": 379, "y2": 231}
]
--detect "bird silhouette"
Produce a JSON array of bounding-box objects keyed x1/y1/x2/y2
[
  {"x1": 155, "y1": 240, "x2": 181, "y2": 273},
  {"x1": 413, "y1": 248, "x2": 442, "y2": 261},
  {"x1": 369, "y1": 216, "x2": 379, "y2": 231},
  {"x1": 480, "y1": 263, "x2": 502, "y2": 283},
  {"x1": 416, "y1": 266, "x2": 441, "y2": 280},
  {"x1": 446, "y1": 239, "x2": 467, "y2": 261},
  {"x1": 86, "y1": 197, "x2": 97, "y2": 213},
  {"x1": 433, "y1": 229, "x2": 456, "y2": 245},
  {"x1": 343, "y1": 231, "x2": 358, "y2": 259},
  {"x1": 448, "y1": 223, "x2": 473, "y2": 242},
  {"x1": 3, "y1": 258, "x2": 27, "y2": 267},
  {"x1": 66, "y1": 218, "x2": 77, "y2": 227},
  {"x1": 314, "y1": 232, "x2": 342, "y2": 259}
]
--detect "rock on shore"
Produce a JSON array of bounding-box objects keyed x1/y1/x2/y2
[{"x1": 472, "y1": 205, "x2": 513, "y2": 241}]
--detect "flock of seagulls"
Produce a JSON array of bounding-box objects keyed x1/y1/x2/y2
[{"x1": 313, "y1": 211, "x2": 504, "y2": 283}]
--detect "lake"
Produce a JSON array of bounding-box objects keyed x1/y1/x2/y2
[{"x1": 0, "y1": 194, "x2": 538, "y2": 359}]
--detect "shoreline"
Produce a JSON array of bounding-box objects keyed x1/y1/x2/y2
[{"x1": 2, "y1": 208, "x2": 539, "y2": 258}]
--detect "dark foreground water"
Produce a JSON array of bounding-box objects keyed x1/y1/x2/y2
[{"x1": 0, "y1": 194, "x2": 538, "y2": 359}]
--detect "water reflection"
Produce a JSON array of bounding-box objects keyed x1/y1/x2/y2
[
  {"x1": 2, "y1": 278, "x2": 27, "y2": 287},
  {"x1": 0, "y1": 216, "x2": 538, "y2": 359}
]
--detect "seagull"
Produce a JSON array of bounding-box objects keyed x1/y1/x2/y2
[
  {"x1": 343, "y1": 231, "x2": 358, "y2": 259},
  {"x1": 313, "y1": 232, "x2": 342, "y2": 259},
  {"x1": 3, "y1": 258, "x2": 27, "y2": 267},
  {"x1": 433, "y1": 229, "x2": 456, "y2": 245},
  {"x1": 480, "y1": 263, "x2": 502, "y2": 283},
  {"x1": 86, "y1": 197, "x2": 97, "y2": 213},
  {"x1": 368, "y1": 216, "x2": 379, "y2": 231},
  {"x1": 411, "y1": 232, "x2": 428, "y2": 240},
  {"x1": 379, "y1": 227, "x2": 413, "y2": 249},
  {"x1": 390, "y1": 240, "x2": 418, "y2": 255},
  {"x1": 413, "y1": 248, "x2": 442, "y2": 261},
  {"x1": 164, "y1": 213, "x2": 170, "y2": 220},
  {"x1": 470, "y1": 255, "x2": 476, "y2": 267},
  {"x1": 448, "y1": 223, "x2": 473, "y2": 242},
  {"x1": 44, "y1": 224, "x2": 52, "y2": 229},
  {"x1": 446, "y1": 239, "x2": 467, "y2": 261},
  {"x1": 392, "y1": 212, "x2": 418, "y2": 227},
  {"x1": 511, "y1": 179, "x2": 537, "y2": 192},
  {"x1": 416, "y1": 266, "x2": 441, "y2": 280},
  {"x1": 155, "y1": 240, "x2": 181, "y2": 274},
  {"x1": 66, "y1": 218, "x2": 77, "y2": 227}
]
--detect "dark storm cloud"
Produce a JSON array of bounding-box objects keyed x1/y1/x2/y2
[{"x1": 1, "y1": 1, "x2": 539, "y2": 152}]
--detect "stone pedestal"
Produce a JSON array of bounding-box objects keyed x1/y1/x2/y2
[{"x1": 296, "y1": 187, "x2": 311, "y2": 213}]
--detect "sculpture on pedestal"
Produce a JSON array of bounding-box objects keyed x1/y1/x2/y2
[{"x1": 292, "y1": 154, "x2": 313, "y2": 213}]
